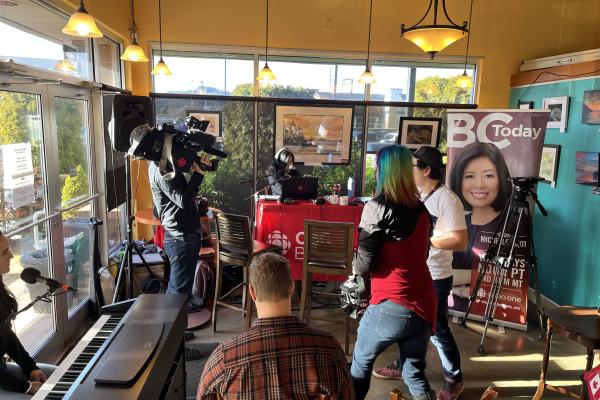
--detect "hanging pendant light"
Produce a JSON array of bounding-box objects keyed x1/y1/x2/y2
[
  {"x1": 62, "y1": 0, "x2": 103, "y2": 38},
  {"x1": 401, "y1": 0, "x2": 468, "y2": 59},
  {"x1": 257, "y1": 0, "x2": 276, "y2": 83},
  {"x1": 54, "y1": 58, "x2": 78, "y2": 73},
  {"x1": 358, "y1": 0, "x2": 376, "y2": 85},
  {"x1": 121, "y1": 0, "x2": 148, "y2": 62},
  {"x1": 151, "y1": 0, "x2": 171, "y2": 76},
  {"x1": 456, "y1": 0, "x2": 474, "y2": 89}
]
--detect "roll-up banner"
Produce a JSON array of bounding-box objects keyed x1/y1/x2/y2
[{"x1": 446, "y1": 110, "x2": 549, "y2": 330}]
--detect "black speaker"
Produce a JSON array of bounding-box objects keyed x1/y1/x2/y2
[{"x1": 110, "y1": 95, "x2": 153, "y2": 152}]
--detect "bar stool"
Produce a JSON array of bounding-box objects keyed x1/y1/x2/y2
[
  {"x1": 212, "y1": 212, "x2": 282, "y2": 332},
  {"x1": 299, "y1": 220, "x2": 355, "y2": 354},
  {"x1": 533, "y1": 306, "x2": 600, "y2": 399}
]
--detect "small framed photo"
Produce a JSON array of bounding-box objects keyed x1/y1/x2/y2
[
  {"x1": 542, "y1": 96, "x2": 569, "y2": 133},
  {"x1": 186, "y1": 110, "x2": 222, "y2": 137},
  {"x1": 582, "y1": 90, "x2": 600, "y2": 124},
  {"x1": 398, "y1": 117, "x2": 441, "y2": 149},
  {"x1": 539, "y1": 144, "x2": 560, "y2": 186},
  {"x1": 517, "y1": 100, "x2": 534, "y2": 110}
]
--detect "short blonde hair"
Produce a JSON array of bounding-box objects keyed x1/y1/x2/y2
[{"x1": 249, "y1": 253, "x2": 292, "y2": 301}]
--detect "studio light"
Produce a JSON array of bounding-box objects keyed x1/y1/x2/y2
[
  {"x1": 121, "y1": 0, "x2": 148, "y2": 62},
  {"x1": 401, "y1": 0, "x2": 468, "y2": 59},
  {"x1": 257, "y1": 0, "x2": 276, "y2": 83},
  {"x1": 151, "y1": 0, "x2": 171, "y2": 76},
  {"x1": 358, "y1": 0, "x2": 376, "y2": 85},
  {"x1": 62, "y1": 0, "x2": 103, "y2": 38}
]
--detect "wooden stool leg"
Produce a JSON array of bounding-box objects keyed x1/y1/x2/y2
[
  {"x1": 212, "y1": 257, "x2": 223, "y2": 333},
  {"x1": 344, "y1": 316, "x2": 350, "y2": 355},
  {"x1": 244, "y1": 266, "x2": 252, "y2": 329},
  {"x1": 533, "y1": 321, "x2": 554, "y2": 400},
  {"x1": 299, "y1": 268, "x2": 309, "y2": 322}
]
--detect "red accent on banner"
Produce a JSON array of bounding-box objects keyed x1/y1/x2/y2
[
  {"x1": 585, "y1": 363, "x2": 600, "y2": 400},
  {"x1": 255, "y1": 200, "x2": 364, "y2": 281}
]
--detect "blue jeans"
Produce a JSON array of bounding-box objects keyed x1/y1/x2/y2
[
  {"x1": 163, "y1": 230, "x2": 201, "y2": 296},
  {"x1": 351, "y1": 300, "x2": 432, "y2": 399},
  {"x1": 396, "y1": 276, "x2": 462, "y2": 382}
]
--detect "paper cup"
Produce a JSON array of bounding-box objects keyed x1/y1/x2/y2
[
  {"x1": 328, "y1": 195, "x2": 339, "y2": 205},
  {"x1": 339, "y1": 196, "x2": 349, "y2": 206}
]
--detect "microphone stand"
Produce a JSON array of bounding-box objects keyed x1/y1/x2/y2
[{"x1": 2, "y1": 286, "x2": 70, "y2": 326}]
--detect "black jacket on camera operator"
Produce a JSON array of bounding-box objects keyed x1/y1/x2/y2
[
  {"x1": 149, "y1": 154, "x2": 209, "y2": 307},
  {"x1": 267, "y1": 148, "x2": 300, "y2": 196}
]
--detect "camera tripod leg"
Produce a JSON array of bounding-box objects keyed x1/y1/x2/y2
[
  {"x1": 113, "y1": 241, "x2": 130, "y2": 303},
  {"x1": 478, "y1": 319, "x2": 491, "y2": 355},
  {"x1": 462, "y1": 259, "x2": 491, "y2": 327}
]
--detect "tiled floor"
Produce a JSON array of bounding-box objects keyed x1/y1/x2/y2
[{"x1": 189, "y1": 304, "x2": 597, "y2": 399}]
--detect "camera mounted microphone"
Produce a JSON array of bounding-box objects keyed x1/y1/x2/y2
[{"x1": 21, "y1": 268, "x2": 78, "y2": 292}]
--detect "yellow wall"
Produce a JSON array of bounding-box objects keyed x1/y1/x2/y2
[{"x1": 68, "y1": 0, "x2": 600, "y2": 239}]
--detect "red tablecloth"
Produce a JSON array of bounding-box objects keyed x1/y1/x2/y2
[{"x1": 255, "y1": 200, "x2": 364, "y2": 281}]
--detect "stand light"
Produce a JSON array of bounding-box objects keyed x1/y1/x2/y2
[
  {"x1": 456, "y1": 0, "x2": 474, "y2": 89},
  {"x1": 257, "y1": 0, "x2": 276, "y2": 83},
  {"x1": 62, "y1": 0, "x2": 103, "y2": 38},
  {"x1": 121, "y1": 0, "x2": 148, "y2": 62},
  {"x1": 401, "y1": 0, "x2": 468, "y2": 59},
  {"x1": 151, "y1": 0, "x2": 171, "y2": 75},
  {"x1": 358, "y1": 0, "x2": 376, "y2": 85}
]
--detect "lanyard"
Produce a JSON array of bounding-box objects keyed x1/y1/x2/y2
[{"x1": 420, "y1": 183, "x2": 442, "y2": 204}]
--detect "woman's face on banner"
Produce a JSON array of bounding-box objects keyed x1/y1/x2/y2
[
  {"x1": 0, "y1": 235, "x2": 14, "y2": 275},
  {"x1": 461, "y1": 156, "x2": 499, "y2": 210}
]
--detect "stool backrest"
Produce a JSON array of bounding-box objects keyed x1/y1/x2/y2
[
  {"x1": 304, "y1": 220, "x2": 354, "y2": 271},
  {"x1": 215, "y1": 212, "x2": 252, "y2": 255}
]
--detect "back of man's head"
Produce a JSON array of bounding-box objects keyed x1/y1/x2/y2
[{"x1": 249, "y1": 253, "x2": 292, "y2": 302}]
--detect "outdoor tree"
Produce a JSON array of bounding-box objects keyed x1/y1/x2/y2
[
  {"x1": 414, "y1": 74, "x2": 472, "y2": 152},
  {"x1": 61, "y1": 164, "x2": 88, "y2": 218},
  {"x1": 55, "y1": 98, "x2": 86, "y2": 175}
]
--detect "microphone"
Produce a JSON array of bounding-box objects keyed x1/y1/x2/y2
[
  {"x1": 202, "y1": 146, "x2": 228, "y2": 159},
  {"x1": 20, "y1": 268, "x2": 78, "y2": 292}
]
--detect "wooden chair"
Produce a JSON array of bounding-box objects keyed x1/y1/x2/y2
[
  {"x1": 212, "y1": 212, "x2": 282, "y2": 332},
  {"x1": 533, "y1": 306, "x2": 600, "y2": 399},
  {"x1": 299, "y1": 220, "x2": 355, "y2": 354}
]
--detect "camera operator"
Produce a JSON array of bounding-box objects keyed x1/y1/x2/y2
[
  {"x1": 148, "y1": 155, "x2": 210, "y2": 309},
  {"x1": 350, "y1": 145, "x2": 437, "y2": 400},
  {"x1": 267, "y1": 148, "x2": 300, "y2": 196}
]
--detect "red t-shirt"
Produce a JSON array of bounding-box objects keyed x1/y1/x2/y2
[{"x1": 369, "y1": 213, "x2": 437, "y2": 329}]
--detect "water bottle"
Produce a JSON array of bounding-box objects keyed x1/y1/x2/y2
[
  {"x1": 327, "y1": 153, "x2": 333, "y2": 163},
  {"x1": 347, "y1": 175, "x2": 355, "y2": 199}
]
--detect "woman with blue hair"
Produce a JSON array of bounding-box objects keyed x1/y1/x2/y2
[{"x1": 350, "y1": 145, "x2": 437, "y2": 400}]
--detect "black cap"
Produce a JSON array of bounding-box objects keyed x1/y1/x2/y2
[{"x1": 413, "y1": 146, "x2": 443, "y2": 171}]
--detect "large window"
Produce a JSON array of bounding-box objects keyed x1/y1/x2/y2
[
  {"x1": 152, "y1": 51, "x2": 254, "y2": 95},
  {"x1": 96, "y1": 36, "x2": 122, "y2": 88}
]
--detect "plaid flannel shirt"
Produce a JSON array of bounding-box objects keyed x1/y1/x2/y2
[{"x1": 197, "y1": 316, "x2": 352, "y2": 399}]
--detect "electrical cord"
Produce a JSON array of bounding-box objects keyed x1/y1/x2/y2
[{"x1": 517, "y1": 67, "x2": 600, "y2": 103}]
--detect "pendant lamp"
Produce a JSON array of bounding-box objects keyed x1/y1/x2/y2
[
  {"x1": 455, "y1": 0, "x2": 474, "y2": 89},
  {"x1": 257, "y1": 0, "x2": 276, "y2": 83},
  {"x1": 401, "y1": 0, "x2": 468, "y2": 59},
  {"x1": 54, "y1": 58, "x2": 78, "y2": 73},
  {"x1": 62, "y1": 0, "x2": 103, "y2": 38},
  {"x1": 358, "y1": 0, "x2": 376, "y2": 85},
  {"x1": 151, "y1": 0, "x2": 171, "y2": 76},
  {"x1": 121, "y1": 0, "x2": 148, "y2": 62}
]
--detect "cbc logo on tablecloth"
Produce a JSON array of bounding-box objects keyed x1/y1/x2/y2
[{"x1": 267, "y1": 231, "x2": 291, "y2": 255}]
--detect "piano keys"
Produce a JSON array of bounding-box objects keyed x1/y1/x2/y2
[{"x1": 33, "y1": 294, "x2": 187, "y2": 400}]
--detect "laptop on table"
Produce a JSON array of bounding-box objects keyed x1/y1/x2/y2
[{"x1": 281, "y1": 177, "x2": 318, "y2": 200}]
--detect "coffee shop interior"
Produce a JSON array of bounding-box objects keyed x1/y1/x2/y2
[{"x1": 0, "y1": 0, "x2": 599, "y2": 399}]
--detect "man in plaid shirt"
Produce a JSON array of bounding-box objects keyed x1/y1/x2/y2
[{"x1": 197, "y1": 253, "x2": 352, "y2": 399}]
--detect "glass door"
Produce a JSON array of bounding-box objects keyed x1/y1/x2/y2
[{"x1": 0, "y1": 88, "x2": 58, "y2": 356}]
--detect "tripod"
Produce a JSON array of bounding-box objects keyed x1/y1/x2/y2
[
  {"x1": 113, "y1": 154, "x2": 151, "y2": 303},
  {"x1": 461, "y1": 177, "x2": 548, "y2": 355}
]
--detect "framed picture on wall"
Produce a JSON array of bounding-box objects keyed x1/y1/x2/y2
[
  {"x1": 398, "y1": 117, "x2": 441, "y2": 149},
  {"x1": 582, "y1": 90, "x2": 600, "y2": 124},
  {"x1": 542, "y1": 96, "x2": 569, "y2": 133},
  {"x1": 539, "y1": 144, "x2": 560, "y2": 187},
  {"x1": 186, "y1": 110, "x2": 223, "y2": 137},
  {"x1": 517, "y1": 100, "x2": 534, "y2": 109},
  {"x1": 575, "y1": 151, "x2": 599, "y2": 185},
  {"x1": 274, "y1": 104, "x2": 353, "y2": 165}
]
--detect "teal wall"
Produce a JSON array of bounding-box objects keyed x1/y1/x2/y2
[{"x1": 510, "y1": 79, "x2": 600, "y2": 307}]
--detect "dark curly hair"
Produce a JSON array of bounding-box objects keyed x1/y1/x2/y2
[
  {"x1": 0, "y1": 231, "x2": 18, "y2": 326},
  {"x1": 448, "y1": 142, "x2": 512, "y2": 212}
]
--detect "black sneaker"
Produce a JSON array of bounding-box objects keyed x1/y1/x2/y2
[
  {"x1": 184, "y1": 331, "x2": 195, "y2": 341},
  {"x1": 185, "y1": 347, "x2": 202, "y2": 361}
]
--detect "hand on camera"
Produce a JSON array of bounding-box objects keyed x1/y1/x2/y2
[{"x1": 191, "y1": 158, "x2": 208, "y2": 175}]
